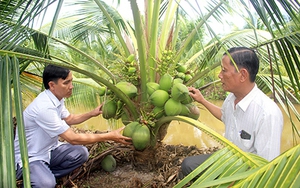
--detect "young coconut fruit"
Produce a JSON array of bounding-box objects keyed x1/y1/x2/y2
[
  {"x1": 123, "y1": 121, "x2": 140, "y2": 137},
  {"x1": 184, "y1": 74, "x2": 193, "y2": 82},
  {"x1": 177, "y1": 72, "x2": 186, "y2": 80},
  {"x1": 181, "y1": 103, "x2": 200, "y2": 120},
  {"x1": 146, "y1": 82, "x2": 160, "y2": 96},
  {"x1": 164, "y1": 98, "x2": 182, "y2": 116},
  {"x1": 149, "y1": 89, "x2": 169, "y2": 107},
  {"x1": 159, "y1": 73, "x2": 173, "y2": 91},
  {"x1": 126, "y1": 54, "x2": 135, "y2": 63},
  {"x1": 102, "y1": 100, "x2": 117, "y2": 119},
  {"x1": 152, "y1": 106, "x2": 165, "y2": 119},
  {"x1": 132, "y1": 124, "x2": 150, "y2": 151},
  {"x1": 176, "y1": 64, "x2": 188, "y2": 73},
  {"x1": 101, "y1": 154, "x2": 116, "y2": 172},
  {"x1": 187, "y1": 103, "x2": 200, "y2": 120},
  {"x1": 121, "y1": 111, "x2": 132, "y2": 125},
  {"x1": 171, "y1": 83, "x2": 189, "y2": 102},
  {"x1": 115, "y1": 81, "x2": 138, "y2": 99},
  {"x1": 180, "y1": 103, "x2": 190, "y2": 116},
  {"x1": 98, "y1": 86, "x2": 106, "y2": 96},
  {"x1": 173, "y1": 78, "x2": 184, "y2": 85},
  {"x1": 181, "y1": 93, "x2": 193, "y2": 104}
]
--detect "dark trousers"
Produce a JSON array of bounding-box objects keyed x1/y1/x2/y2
[
  {"x1": 180, "y1": 154, "x2": 212, "y2": 178},
  {"x1": 16, "y1": 144, "x2": 89, "y2": 188}
]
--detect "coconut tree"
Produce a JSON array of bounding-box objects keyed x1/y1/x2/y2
[{"x1": 0, "y1": 0, "x2": 299, "y2": 187}]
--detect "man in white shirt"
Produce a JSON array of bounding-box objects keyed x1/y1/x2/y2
[
  {"x1": 14, "y1": 65, "x2": 131, "y2": 187},
  {"x1": 180, "y1": 47, "x2": 283, "y2": 178}
]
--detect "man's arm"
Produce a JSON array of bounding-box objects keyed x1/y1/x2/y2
[
  {"x1": 188, "y1": 87, "x2": 222, "y2": 121},
  {"x1": 60, "y1": 127, "x2": 132, "y2": 145},
  {"x1": 64, "y1": 105, "x2": 102, "y2": 125}
]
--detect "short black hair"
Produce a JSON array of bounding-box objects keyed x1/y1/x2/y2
[
  {"x1": 223, "y1": 47, "x2": 259, "y2": 82},
  {"x1": 43, "y1": 65, "x2": 70, "y2": 89}
]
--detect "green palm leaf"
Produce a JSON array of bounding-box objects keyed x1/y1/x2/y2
[
  {"x1": 171, "y1": 116, "x2": 299, "y2": 188},
  {"x1": 235, "y1": 144, "x2": 300, "y2": 188},
  {"x1": 0, "y1": 55, "x2": 15, "y2": 187}
]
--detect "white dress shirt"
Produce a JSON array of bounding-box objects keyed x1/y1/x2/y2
[
  {"x1": 14, "y1": 89, "x2": 70, "y2": 168},
  {"x1": 221, "y1": 84, "x2": 283, "y2": 161}
]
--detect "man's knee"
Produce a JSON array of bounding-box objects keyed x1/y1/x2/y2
[
  {"x1": 32, "y1": 176, "x2": 56, "y2": 188},
  {"x1": 30, "y1": 161, "x2": 56, "y2": 188},
  {"x1": 181, "y1": 156, "x2": 195, "y2": 176},
  {"x1": 77, "y1": 146, "x2": 89, "y2": 163},
  {"x1": 180, "y1": 154, "x2": 212, "y2": 177}
]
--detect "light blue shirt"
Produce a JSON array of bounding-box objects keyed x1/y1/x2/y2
[
  {"x1": 221, "y1": 84, "x2": 283, "y2": 161},
  {"x1": 15, "y1": 90, "x2": 70, "y2": 168}
]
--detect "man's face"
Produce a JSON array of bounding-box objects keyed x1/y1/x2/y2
[
  {"x1": 49, "y1": 71, "x2": 73, "y2": 100},
  {"x1": 218, "y1": 55, "x2": 241, "y2": 92}
]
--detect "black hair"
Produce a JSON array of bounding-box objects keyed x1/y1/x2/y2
[
  {"x1": 223, "y1": 47, "x2": 259, "y2": 82},
  {"x1": 43, "y1": 65, "x2": 70, "y2": 89}
]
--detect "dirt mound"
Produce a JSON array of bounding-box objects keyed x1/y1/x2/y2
[{"x1": 57, "y1": 141, "x2": 220, "y2": 188}]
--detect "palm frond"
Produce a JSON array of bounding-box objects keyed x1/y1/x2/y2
[
  {"x1": 234, "y1": 144, "x2": 300, "y2": 188},
  {"x1": 0, "y1": 0, "x2": 57, "y2": 50},
  {"x1": 174, "y1": 117, "x2": 300, "y2": 187}
]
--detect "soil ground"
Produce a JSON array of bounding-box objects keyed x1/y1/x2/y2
[{"x1": 56, "y1": 141, "x2": 219, "y2": 188}]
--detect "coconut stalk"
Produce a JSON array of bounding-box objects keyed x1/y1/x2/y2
[
  {"x1": 148, "y1": 0, "x2": 162, "y2": 82},
  {"x1": 12, "y1": 56, "x2": 31, "y2": 187},
  {"x1": 0, "y1": 55, "x2": 16, "y2": 187},
  {"x1": 129, "y1": 0, "x2": 148, "y2": 102}
]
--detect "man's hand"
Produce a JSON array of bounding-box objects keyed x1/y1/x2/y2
[
  {"x1": 188, "y1": 87, "x2": 205, "y2": 104},
  {"x1": 90, "y1": 104, "x2": 103, "y2": 117},
  {"x1": 109, "y1": 127, "x2": 132, "y2": 145}
]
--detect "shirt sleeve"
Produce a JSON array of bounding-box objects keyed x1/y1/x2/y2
[{"x1": 61, "y1": 104, "x2": 70, "y2": 119}]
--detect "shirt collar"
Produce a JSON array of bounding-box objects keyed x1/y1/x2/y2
[
  {"x1": 45, "y1": 89, "x2": 64, "y2": 108},
  {"x1": 236, "y1": 84, "x2": 258, "y2": 112}
]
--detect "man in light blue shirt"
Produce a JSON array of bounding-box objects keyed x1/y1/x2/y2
[{"x1": 15, "y1": 65, "x2": 131, "y2": 187}]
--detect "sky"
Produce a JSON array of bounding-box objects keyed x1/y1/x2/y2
[
  {"x1": 36, "y1": 0, "x2": 247, "y2": 36},
  {"x1": 106, "y1": 0, "x2": 246, "y2": 35}
]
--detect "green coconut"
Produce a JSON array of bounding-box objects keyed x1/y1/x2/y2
[
  {"x1": 181, "y1": 93, "x2": 193, "y2": 104},
  {"x1": 186, "y1": 103, "x2": 200, "y2": 120},
  {"x1": 146, "y1": 82, "x2": 160, "y2": 96},
  {"x1": 184, "y1": 74, "x2": 193, "y2": 82},
  {"x1": 123, "y1": 121, "x2": 140, "y2": 137},
  {"x1": 164, "y1": 98, "x2": 182, "y2": 116},
  {"x1": 132, "y1": 125, "x2": 150, "y2": 151},
  {"x1": 126, "y1": 54, "x2": 135, "y2": 62},
  {"x1": 98, "y1": 86, "x2": 106, "y2": 96},
  {"x1": 159, "y1": 73, "x2": 173, "y2": 91},
  {"x1": 115, "y1": 81, "x2": 138, "y2": 98},
  {"x1": 121, "y1": 111, "x2": 132, "y2": 125},
  {"x1": 171, "y1": 83, "x2": 189, "y2": 102},
  {"x1": 180, "y1": 104, "x2": 190, "y2": 116},
  {"x1": 128, "y1": 67, "x2": 136, "y2": 73},
  {"x1": 101, "y1": 155, "x2": 116, "y2": 172},
  {"x1": 150, "y1": 89, "x2": 169, "y2": 107},
  {"x1": 173, "y1": 78, "x2": 184, "y2": 85},
  {"x1": 152, "y1": 106, "x2": 165, "y2": 119},
  {"x1": 102, "y1": 100, "x2": 117, "y2": 119},
  {"x1": 177, "y1": 72, "x2": 186, "y2": 80},
  {"x1": 176, "y1": 64, "x2": 188, "y2": 73}
]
